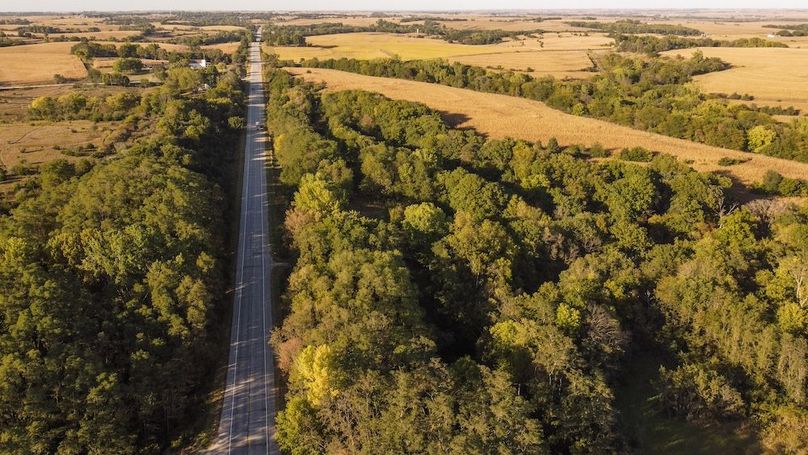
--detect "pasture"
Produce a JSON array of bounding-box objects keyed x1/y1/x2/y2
[
  {"x1": 0, "y1": 120, "x2": 116, "y2": 170},
  {"x1": 287, "y1": 67, "x2": 808, "y2": 185},
  {"x1": 0, "y1": 85, "x2": 70, "y2": 122},
  {"x1": 0, "y1": 42, "x2": 87, "y2": 85}
]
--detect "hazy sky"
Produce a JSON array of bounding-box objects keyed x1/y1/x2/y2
[{"x1": 3, "y1": 0, "x2": 808, "y2": 12}]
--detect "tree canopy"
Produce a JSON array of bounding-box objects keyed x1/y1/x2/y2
[{"x1": 264, "y1": 64, "x2": 808, "y2": 453}]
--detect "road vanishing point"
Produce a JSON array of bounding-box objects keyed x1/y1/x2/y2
[{"x1": 209, "y1": 35, "x2": 279, "y2": 455}]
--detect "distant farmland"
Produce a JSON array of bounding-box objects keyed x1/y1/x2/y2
[
  {"x1": 287, "y1": 67, "x2": 808, "y2": 185},
  {"x1": 663, "y1": 47, "x2": 808, "y2": 113},
  {"x1": 267, "y1": 32, "x2": 611, "y2": 78}
]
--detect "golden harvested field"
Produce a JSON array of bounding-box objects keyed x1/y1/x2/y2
[
  {"x1": 287, "y1": 67, "x2": 808, "y2": 185},
  {"x1": 657, "y1": 20, "x2": 775, "y2": 37},
  {"x1": 267, "y1": 32, "x2": 610, "y2": 78},
  {"x1": 450, "y1": 51, "x2": 595, "y2": 79},
  {"x1": 649, "y1": 19, "x2": 808, "y2": 48},
  {"x1": 452, "y1": 33, "x2": 610, "y2": 77},
  {"x1": 0, "y1": 42, "x2": 87, "y2": 85},
  {"x1": 203, "y1": 42, "x2": 242, "y2": 54},
  {"x1": 268, "y1": 32, "x2": 504, "y2": 60},
  {"x1": 663, "y1": 47, "x2": 808, "y2": 112}
]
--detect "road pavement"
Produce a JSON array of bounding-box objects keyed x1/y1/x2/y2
[{"x1": 208, "y1": 36, "x2": 279, "y2": 455}]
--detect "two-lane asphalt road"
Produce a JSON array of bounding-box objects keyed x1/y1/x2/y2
[{"x1": 209, "y1": 37, "x2": 279, "y2": 455}]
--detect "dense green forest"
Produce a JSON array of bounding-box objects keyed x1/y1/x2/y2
[
  {"x1": 0, "y1": 47, "x2": 247, "y2": 452},
  {"x1": 264, "y1": 62, "x2": 808, "y2": 453},
  {"x1": 262, "y1": 19, "x2": 542, "y2": 47},
  {"x1": 296, "y1": 53, "x2": 808, "y2": 166}
]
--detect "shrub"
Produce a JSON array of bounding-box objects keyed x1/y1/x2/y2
[
  {"x1": 618, "y1": 146, "x2": 655, "y2": 162},
  {"x1": 587, "y1": 142, "x2": 610, "y2": 158},
  {"x1": 756, "y1": 170, "x2": 808, "y2": 196},
  {"x1": 112, "y1": 57, "x2": 143, "y2": 74},
  {"x1": 101, "y1": 72, "x2": 130, "y2": 86},
  {"x1": 10, "y1": 160, "x2": 37, "y2": 176},
  {"x1": 717, "y1": 156, "x2": 751, "y2": 166},
  {"x1": 658, "y1": 363, "x2": 745, "y2": 422}
]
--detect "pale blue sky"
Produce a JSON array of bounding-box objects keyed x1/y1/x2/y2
[{"x1": 2, "y1": 1, "x2": 807, "y2": 12}]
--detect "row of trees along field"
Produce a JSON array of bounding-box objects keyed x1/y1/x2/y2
[
  {"x1": 71, "y1": 39, "x2": 242, "y2": 66},
  {"x1": 264, "y1": 64, "x2": 808, "y2": 453},
  {"x1": 764, "y1": 24, "x2": 808, "y2": 37},
  {"x1": 566, "y1": 19, "x2": 703, "y2": 36},
  {"x1": 262, "y1": 20, "x2": 542, "y2": 47},
  {"x1": 297, "y1": 53, "x2": 808, "y2": 165},
  {"x1": 0, "y1": 51, "x2": 248, "y2": 451},
  {"x1": 614, "y1": 34, "x2": 788, "y2": 54}
]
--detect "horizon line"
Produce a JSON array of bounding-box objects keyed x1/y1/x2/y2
[{"x1": 3, "y1": 7, "x2": 808, "y2": 13}]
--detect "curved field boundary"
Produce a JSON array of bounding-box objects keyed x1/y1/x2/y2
[{"x1": 286, "y1": 67, "x2": 808, "y2": 186}]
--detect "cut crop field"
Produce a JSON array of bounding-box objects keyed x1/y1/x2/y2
[
  {"x1": 267, "y1": 32, "x2": 509, "y2": 60},
  {"x1": 450, "y1": 50, "x2": 595, "y2": 78},
  {"x1": 287, "y1": 67, "x2": 808, "y2": 186},
  {"x1": 663, "y1": 47, "x2": 808, "y2": 113},
  {"x1": 267, "y1": 32, "x2": 611, "y2": 78},
  {"x1": 0, "y1": 42, "x2": 87, "y2": 85},
  {"x1": 203, "y1": 42, "x2": 242, "y2": 54},
  {"x1": 661, "y1": 16, "x2": 808, "y2": 35}
]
